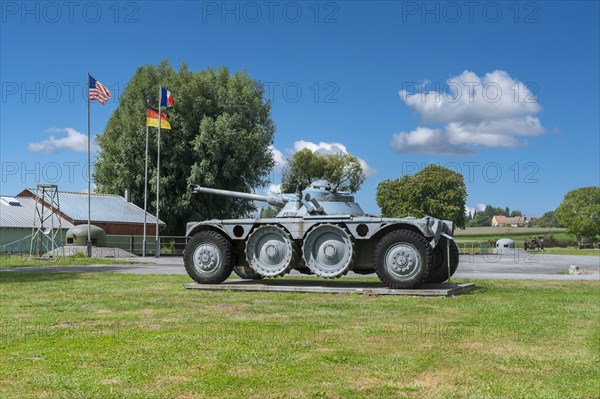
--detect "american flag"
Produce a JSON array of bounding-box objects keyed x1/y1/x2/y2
[{"x1": 88, "y1": 75, "x2": 111, "y2": 105}]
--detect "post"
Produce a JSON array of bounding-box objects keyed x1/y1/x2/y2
[
  {"x1": 155, "y1": 87, "x2": 161, "y2": 258},
  {"x1": 143, "y1": 98, "x2": 150, "y2": 257},
  {"x1": 87, "y1": 73, "x2": 92, "y2": 258}
]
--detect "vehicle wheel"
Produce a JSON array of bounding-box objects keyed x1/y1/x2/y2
[
  {"x1": 184, "y1": 231, "x2": 234, "y2": 284},
  {"x1": 426, "y1": 237, "x2": 459, "y2": 284},
  {"x1": 302, "y1": 224, "x2": 354, "y2": 278},
  {"x1": 373, "y1": 230, "x2": 432, "y2": 289},
  {"x1": 233, "y1": 266, "x2": 263, "y2": 280},
  {"x1": 246, "y1": 225, "x2": 296, "y2": 277}
]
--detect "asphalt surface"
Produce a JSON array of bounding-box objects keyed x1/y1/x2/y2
[{"x1": 1, "y1": 251, "x2": 599, "y2": 281}]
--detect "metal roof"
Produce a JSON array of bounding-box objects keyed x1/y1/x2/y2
[
  {"x1": 21, "y1": 190, "x2": 165, "y2": 226},
  {"x1": 0, "y1": 196, "x2": 74, "y2": 229}
]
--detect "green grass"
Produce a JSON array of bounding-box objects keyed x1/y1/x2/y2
[
  {"x1": 455, "y1": 233, "x2": 573, "y2": 242},
  {"x1": 454, "y1": 242, "x2": 599, "y2": 256},
  {"x1": 0, "y1": 273, "x2": 598, "y2": 399},
  {"x1": 455, "y1": 227, "x2": 567, "y2": 237},
  {"x1": 0, "y1": 254, "x2": 144, "y2": 268},
  {"x1": 526, "y1": 248, "x2": 600, "y2": 257}
]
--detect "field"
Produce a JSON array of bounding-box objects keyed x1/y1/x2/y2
[
  {"x1": 454, "y1": 227, "x2": 568, "y2": 237},
  {"x1": 0, "y1": 254, "x2": 142, "y2": 268},
  {"x1": 452, "y1": 227, "x2": 600, "y2": 255},
  {"x1": 1, "y1": 273, "x2": 598, "y2": 399},
  {"x1": 454, "y1": 227, "x2": 571, "y2": 242},
  {"x1": 526, "y1": 248, "x2": 600, "y2": 256}
]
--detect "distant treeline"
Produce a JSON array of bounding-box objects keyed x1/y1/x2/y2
[{"x1": 466, "y1": 207, "x2": 562, "y2": 228}]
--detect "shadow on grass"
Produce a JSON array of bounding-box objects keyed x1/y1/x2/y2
[{"x1": 0, "y1": 271, "x2": 84, "y2": 284}]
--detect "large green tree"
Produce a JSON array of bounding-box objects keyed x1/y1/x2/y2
[
  {"x1": 555, "y1": 187, "x2": 600, "y2": 239},
  {"x1": 94, "y1": 61, "x2": 275, "y2": 234},
  {"x1": 280, "y1": 148, "x2": 366, "y2": 193},
  {"x1": 376, "y1": 164, "x2": 467, "y2": 228}
]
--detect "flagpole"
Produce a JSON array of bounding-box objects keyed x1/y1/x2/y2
[
  {"x1": 155, "y1": 87, "x2": 161, "y2": 258},
  {"x1": 143, "y1": 97, "x2": 150, "y2": 257},
  {"x1": 87, "y1": 73, "x2": 92, "y2": 258}
]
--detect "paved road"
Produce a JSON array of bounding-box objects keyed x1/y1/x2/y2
[{"x1": 1, "y1": 251, "x2": 598, "y2": 281}]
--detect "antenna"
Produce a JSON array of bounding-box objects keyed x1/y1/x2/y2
[{"x1": 30, "y1": 184, "x2": 64, "y2": 258}]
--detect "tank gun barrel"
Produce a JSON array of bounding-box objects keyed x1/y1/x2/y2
[{"x1": 189, "y1": 185, "x2": 289, "y2": 207}]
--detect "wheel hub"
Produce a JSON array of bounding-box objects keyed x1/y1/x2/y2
[
  {"x1": 323, "y1": 243, "x2": 337, "y2": 259},
  {"x1": 265, "y1": 244, "x2": 279, "y2": 259},
  {"x1": 192, "y1": 243, "x2": 220, "y2": 274},
  {"x1": 385, "y1": 243, "x2": 420, "y2": 279}
]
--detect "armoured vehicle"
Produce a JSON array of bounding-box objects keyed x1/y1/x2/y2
[{"x1": 183, "y1": 180, "x2": 459, "y2": 288}]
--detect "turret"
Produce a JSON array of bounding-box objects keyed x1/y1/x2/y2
[{"x1": 189, "y1": 180, "x2": 366, "y2": 217}]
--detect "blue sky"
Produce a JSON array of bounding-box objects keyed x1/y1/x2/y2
[{"x1": 1, "y1": 1, "x2": 599, "y2": 219}]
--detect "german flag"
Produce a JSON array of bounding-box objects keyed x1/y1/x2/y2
[{"x1": 146, "y1": 106, "x2": 171, "y2": 130}]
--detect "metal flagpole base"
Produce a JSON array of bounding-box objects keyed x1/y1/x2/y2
[
  {"x1": 87, "y1": 240, "x2": 93, "y2": 258},
  {"x1": 142, "y1": 240, "x2": 147, "y2": 257},
  {"x1": 155, "y1": 238, "x2": 160, "y2": 258}
]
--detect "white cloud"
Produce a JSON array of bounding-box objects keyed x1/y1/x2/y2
[
  {"x1": 465, "y1": 203, "x2": 487, "y2": 216},
  {"x1": 28, "y1": 128, "x2": 97, "y2": 154},
  {"x1": 395, "y1": 70, "x2": 545, "y2": 154},
  {"x1": 269, "y1": 145, "x2": 287, "y2": 172},
  {"x1": 391, "y1": 127, "x2": 475, "y2": 155}
]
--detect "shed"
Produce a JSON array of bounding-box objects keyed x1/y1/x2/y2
[
  {"x1": 17, "y1": 189, "x2": 165, "y2": 235},
  {"x1": 0, "y1": 196, "x2": 73, "y2": 253}
]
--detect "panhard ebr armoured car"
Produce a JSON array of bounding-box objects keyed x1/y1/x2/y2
[{"x1": 183, "y1": 180, "x2": 459, "y2": 288}]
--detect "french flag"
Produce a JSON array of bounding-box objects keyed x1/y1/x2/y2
[{"x1": 160, "y1": 87, "x2": 174, "y2": 107}]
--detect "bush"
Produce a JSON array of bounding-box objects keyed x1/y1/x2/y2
[{"x1": 542, "y1": 235, "x2": 577, "y2": 248}]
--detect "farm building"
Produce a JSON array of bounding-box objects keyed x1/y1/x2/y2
[
  {"x1": 1, "y1": 189, "x2": 165, "y2": 253},
  {"x1": 491, "y1": 215, "x2": 531, "y2": 227}
]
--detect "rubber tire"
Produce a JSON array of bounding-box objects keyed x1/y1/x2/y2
[
  {"x1": 373, "y1": 230, "x2": 432, "y2": 289},
  {"x1": 427, "y1": 237, "x2": 459, "y2": 284},
  {"x1": 184, "y1": 231, "x2": 234, "y2": 284},
  {"x1": 233, "y1": 266, "x2": 263, "y2": 280}
]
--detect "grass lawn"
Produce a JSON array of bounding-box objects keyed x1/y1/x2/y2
[
  {"x1": 455, "y1": 233, "x2": 574, "y2": 242},
  {"x1": 0, "y1": 273, "x2": 598, "y2": 399},
  {"x1": 454, "y1": 227, "x2": 568, "y2": 236},
  {"x1": 0, "y1": 255, "x2": 145, "y2": 268},
  {"x1": 526, "y1": 248, "x2": 600, "y2": 257}
]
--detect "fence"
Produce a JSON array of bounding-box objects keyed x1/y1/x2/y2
[
  {"x1": 0, "y1": 233, "x2": 189, "y2": 257},
  {"x1": 104, "y1": 235, "x2": 189, "y2": 256}
]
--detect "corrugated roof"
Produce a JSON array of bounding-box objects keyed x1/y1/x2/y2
[
  {"x1": 0, "y1": 196, "x2": 74, "y2": 229},
  {"x1": 22, "y1": 190, "x2": 165, "y2": 225}
]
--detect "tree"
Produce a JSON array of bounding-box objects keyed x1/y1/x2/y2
[
  {"x1": 467, "y1": 212, "x2": 492, "y2": 227},
  {"x1": 280, "y1": 149, "x2": 366, "y2": 193},
  {"x1": 510, "y1": 210, "x2": 523, "y2": 217},
  {"x1": 531, "y1": 211, "x2": 562, "y2": 228},
  {"x1": 94, "y1": 61, "x2": 275, "y2": 234},
  {"x1": 555, "y1": 187, "x2": 600, "y2": 239},
  {"x1": 376, "y1": 164, "x2": 467, "y2": 228}
]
